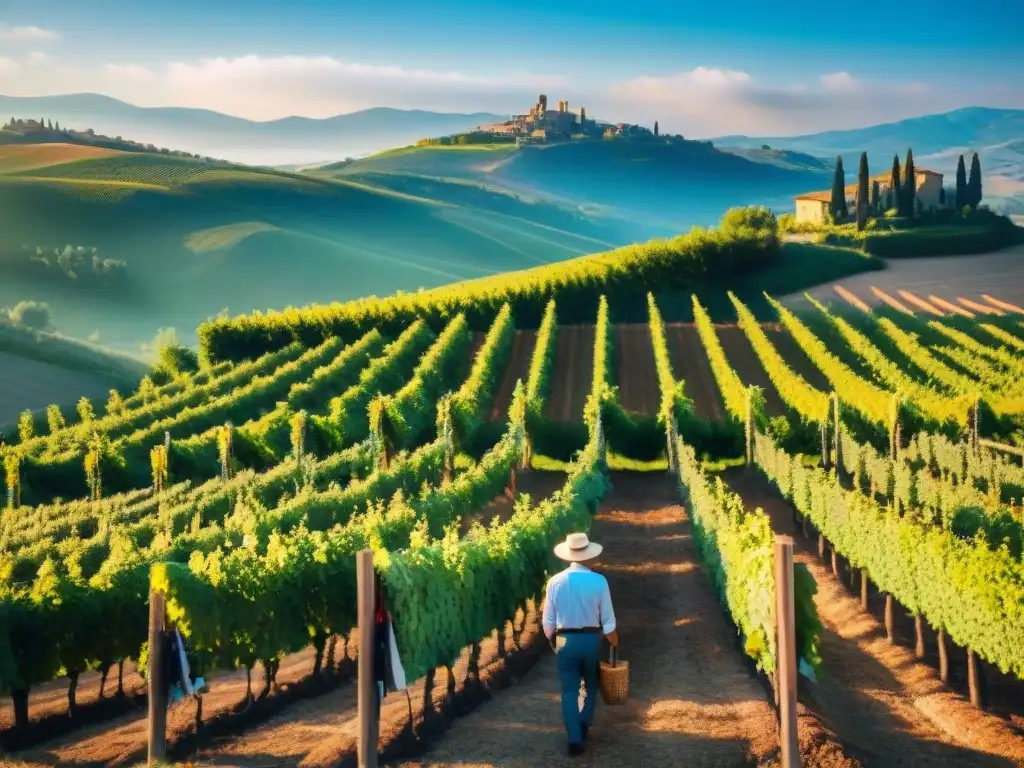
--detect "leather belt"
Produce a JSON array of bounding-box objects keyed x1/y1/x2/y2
[{"x1": 556, "y1": 626, "x2": 600, "y2": 635}]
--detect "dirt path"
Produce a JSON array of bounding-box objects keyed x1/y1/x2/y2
[
  {"x1": 614, "y1": 324, "x2": 659, "y2": 417},
  {"x1": 715, "y1": 325, "x2": 787, "y2": 418},
  {"x1": 665, "y1": 323, "x2": 726, "y2": 422},
  {"x1": 545, "y1": 326, "x2": 594, "y2": 423},
  {"x1": 723, "y1": 467, "x2": 1024, "y2": 768},
  {"x1": 395, "y1": 473, "x2": 795, "y2": 768},
  {"x1": 488, "y1": 331, "x2": 536, "y2": 421},
  {"x1": 762, "y1": 323, "x2": 832, "y2": 392}
]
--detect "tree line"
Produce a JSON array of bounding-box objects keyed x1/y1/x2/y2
[{"x1": 830, "y1": 149, "x2": 984, "y2": 230}]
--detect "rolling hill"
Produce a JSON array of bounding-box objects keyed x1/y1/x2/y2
[
  {"x1": 0, "y1": 143, "x2": 634, "y2": 353},
  {"x1": 316, "y1": 139, "x2": 831, "y2": 230},
  {"x1": 0, "y1": 93, "x2": 504, "y2": 166},
  {"x1": 714, "y1": 106, "x2": 1024, "y2": 212}
]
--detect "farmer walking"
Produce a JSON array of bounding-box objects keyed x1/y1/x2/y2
[{"x1": 542, "y1": 532, "x2": 618, "y2": 757}]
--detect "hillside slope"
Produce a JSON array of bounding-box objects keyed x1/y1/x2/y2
[
  {"x1": 0, "y1": 144, "x2": 619, "y2": 352},
  {"x1": 318, "y1": 139, "x2": 830, "y2": 229}
]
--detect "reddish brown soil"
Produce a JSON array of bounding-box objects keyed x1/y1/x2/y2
[
  {"x1": 614, "y1": 324, "x2": 659, "y2": 417},
  {"x1": 468, "y1": 332, "x2": 487, "y2": 367},
  {"x1": 714, "y1": 325, "x2": 787, "y2": 418},
  {"x1": 723, "y1": 467, "x2": 1024, "y2": 768},
  {"x1": 665, "y1": 323, "x2": 727, "y2": 421},
  {"x1": 0, "y1": 665, "x2": 143, "y2": 732},
  {"x1": 397, "y1": 473, "x2": 854, "y2": 768},
  {"x1": 488, "y1": 331, "x2": 537, "y2": 422},
  {"x1": 545, "y1": 325, "x2": 595, "y2": 423},
  {"x1": 762, "y1": 323, "x2": 832, "y2": 392}
]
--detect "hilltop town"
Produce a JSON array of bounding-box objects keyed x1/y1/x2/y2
[{"x1": 418, "y1": 93, "x2": 679, "y2": 146}]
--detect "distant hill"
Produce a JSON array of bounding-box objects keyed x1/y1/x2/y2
[
  {"x1": 713, "y1": 106, "x2": 1024, "y2": 212},
  {"x1": 317, "y1": 140, "x2": 831, "y2": 231},
  {"x1": 0, "y1": 142, "x2": 630, "y2": 352},
  {"x1": 0, "y1": 93, "x2": 505, "y2": 166}
]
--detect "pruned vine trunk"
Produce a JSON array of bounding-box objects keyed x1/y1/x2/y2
[
  {"x1": 99, "y1": 662, "x2": 111, "y2": 699},
  {"x1": 67, "y1": 670, "x2": 80, "y2": 716},
  {"x1": 117, "y1": 660, "x2": 125, "y2": 695},
  {"x1": 12, "y1": 688, "x2": 29, "y2": 729},
  {"x1": 914, "y1": 615, "x2": 926, "y2": 659},
  {"x1": 860, "y1": 570, "x2": 869, "y2": 611},
  {"x1": 968, "y1": 650, "x2": 986, "y2": 709}
]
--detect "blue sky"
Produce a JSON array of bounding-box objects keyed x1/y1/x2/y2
[{"x1": 1, "y1": 0, "x2": 1022, "y2": 136}]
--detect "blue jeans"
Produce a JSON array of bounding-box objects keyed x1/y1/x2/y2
[{"x1": 555, "y1": 632, "x2": 600, "y2": 744}]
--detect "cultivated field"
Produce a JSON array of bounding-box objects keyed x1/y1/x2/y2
[{"x1": 1, "y1": 277, "x2": 1024, "y2": 768}]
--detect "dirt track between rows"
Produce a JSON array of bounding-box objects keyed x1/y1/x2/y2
[
  {"x1": 665, "y1": 323, "x2": 726, "y2": 421},
  {"x1": 545, "y1": 325, "x2": 594, "y2": 423},
  {"x1": 396, "y1": 472, "x2": 852, "y2": 768}
]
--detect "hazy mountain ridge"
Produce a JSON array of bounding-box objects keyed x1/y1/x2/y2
[{"x1": 0, "y1": 93, "x2": 506, "y2": 165}]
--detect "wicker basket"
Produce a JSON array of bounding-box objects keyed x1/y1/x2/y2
[{"x1": 598, "y1": 646, "x2": 629, "y2": 705}]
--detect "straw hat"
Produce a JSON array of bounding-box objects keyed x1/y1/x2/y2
[{"x1": 554, "y1": 532, "x2": 603, "y2": 562}]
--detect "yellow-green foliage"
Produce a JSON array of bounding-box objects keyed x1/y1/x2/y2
[
  {"x1": 185, "y1": 222, "x2": 281, "y2": 253},
  {"x1": 198, "y1": 207, "x2": 781, "y2": 365}
]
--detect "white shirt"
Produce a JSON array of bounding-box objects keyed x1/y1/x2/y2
[{"x1": 542, "y1": 562, "x2": 616, "y2": 639}]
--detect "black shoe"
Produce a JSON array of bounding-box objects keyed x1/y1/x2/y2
[
  {"x1": 581, "y1": 723, "x2": 589, "y2": 741},
  {"x1": 568, "y1": 742, "x2": 585, "y2": 757}
]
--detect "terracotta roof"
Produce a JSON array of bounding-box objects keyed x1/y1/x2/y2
[{"x1": 794, "y1": 166, "x2": 942, "y2": 202}]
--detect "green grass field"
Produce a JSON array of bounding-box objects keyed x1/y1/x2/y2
[{"x1": 0, "y1": 144, "x2": 626, "y2": 353}]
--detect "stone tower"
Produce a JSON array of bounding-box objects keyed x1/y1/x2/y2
[{"x1": 539, "y1": 94, "x2": 548, "y2": 113}]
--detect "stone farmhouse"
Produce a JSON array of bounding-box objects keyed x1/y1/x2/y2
[{"x1": 793, "y1": 166, "x2": 944, "y2": 224}]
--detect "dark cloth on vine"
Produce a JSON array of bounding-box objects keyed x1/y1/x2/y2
[
  {"x1": 372, "y1": 608, "x2": 407, "y2": 718},
  {"x1": 164, "y1": 628, "x2": 204, "y2": 704}
]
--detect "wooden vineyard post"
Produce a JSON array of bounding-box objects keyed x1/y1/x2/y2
[
  {"x1": 832, "y1": 394, "x2": 841, "y2": 474},
  {"x1": 938, "y1": 630, "x2": 950, "y2": 683},
  {"x1": 819, "y1": 421, "x2": 829, "y2": 470},
  {"x1": 745, "y1": 388, "x2": 753, "y2": 468},
  {"x1": 147, "y1": 578, "x2": 167, "y2": 764},
  {"x1": 357, "y1": 549, "x2": 378, "y2": 768},
  {"x1": 971, "y1": 400, "x2": 981, "y2": 457},
  {"x1": 774, "y1": 536, "x2": 800, "y2": 768}
]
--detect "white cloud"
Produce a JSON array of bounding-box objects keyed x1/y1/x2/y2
[
  {"x1": 819, "y1": 71, "x2": 858, "y2": 91},
  {"x1": 0, "y1": 57, "x2": 19, "y2": 74},
  {"x1": 0, "y1": 23, "x2": 58, "y2": 42},
  {"x1": 602, "y1": 66, "x2": 980, "y2": 137},
  {"x1": 104, "y1": 63, "x2": 156, "y2": 81},
  {"x1": 135, "y1": 55, "x2": 565, "y2": 119},
  {"x1": 27, "y1": 51, "x2": 50, "y2": 63}
]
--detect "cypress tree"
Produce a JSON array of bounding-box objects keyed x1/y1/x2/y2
[
  {"x1": 871, "y1": 180, "x2": 880, "y2": 213},
  {"x1": 903, "y1": 148, "x2": 916, "y2": 218},
  {"x1": 968, "y1": 152, "x2": 982, "y2": 208},
  {"x1": 856, "y1": 152, "x2": 870, "y2": 230},
  {"x1": 830, "y1": 155, "x2": 847, "y2": 221},
  {"x1": 955, "y1": 154, "x2": 968, "y2": 209},
  {"x1": 889, "y1": 154, "x2": 901, "y2": 214},
  {"x1": 654, "y1": 121, "x2": 659, "y2": 136}
]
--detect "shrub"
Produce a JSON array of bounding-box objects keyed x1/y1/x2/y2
[{"x1": 9, "y1": 301, "x2": 50, "y2": 330}]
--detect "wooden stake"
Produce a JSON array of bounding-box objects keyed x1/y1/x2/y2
[
  {"x1": 147, "y1": 586, "x2": 167, "y2": 765},
  {"x1": 938, "y1": 630, "x2": 949, "y2": 683},
  {"x1": 832, "y1": 394, "x2": 841, "y2": 473},
  {"x1": 745, "y1": 388, "x2": 753, "y2": 467},
  {"x1": 884, "y1": 594, "x2": 895, "y2": 643},
  {"x1": 357, "y1": 549, "x2": 378, "y2": 768},
  {"x1": 817, "y1": 533, "x2": 826, "y2": 560},
  {"x1": 914, "y1": 615, "x2": 925, "y2": 659},
  {"x1": 774, "y1": 536, "x2": 800, "y2": 768},
  {"x1": 831, "y1": 548, "x2": 839, "y2": 577},
  {"x1": 860, "y1": 570, "x2": 869, "y2": 611}
]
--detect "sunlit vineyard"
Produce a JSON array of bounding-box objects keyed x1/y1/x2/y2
[{"x1": 1, "y1": 215, "x2": 1023, "y2": 765}]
